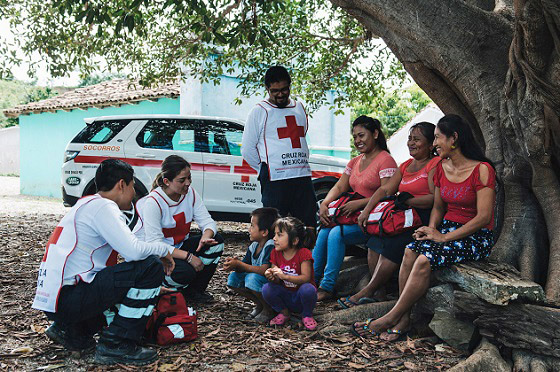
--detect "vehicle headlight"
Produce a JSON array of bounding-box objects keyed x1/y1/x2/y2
[{"x1": 64, "y1": 150, "x2": 80, "y2": 163}]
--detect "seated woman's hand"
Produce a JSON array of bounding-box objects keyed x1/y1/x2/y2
[
  {"x1": 339, "y1": 200, "x2": 362, "y2": 217},
  {"x1": 414, "y1": 226, "x2": 447, "y2": 243},
  {"x1": 319, "y1": 202, "x2": 331, "y2": 226},
  {"x1": 357, "y1": 210, "x2": 369, "y2": 230}
]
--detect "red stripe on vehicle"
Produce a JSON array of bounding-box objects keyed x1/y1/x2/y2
[
  {"x1": 311, "y1": 171, "x2": 342, "y2": 179},
  {"x1": 203, "y1": 164, "x2": 230, "y2": 173},
  {"x1": 74, "y1": 155, "x2": 163, "y2": 167},
  {"x1": 74, "y1": 155, "x2": 206, "y2": 171}
]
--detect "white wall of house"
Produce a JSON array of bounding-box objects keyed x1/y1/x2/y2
[
  {"x1": 180, "y1": 74, "x2": 352, "y2": 159},
  {"x1": 0, "y1": 126, "x2": 20, "y2": 175},
  {"x1": 387, "y1": 104, "x2": 444, "y2": 165}
]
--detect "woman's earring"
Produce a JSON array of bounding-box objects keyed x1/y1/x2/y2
[{"x1": 451, "y1": 144, "x2": 457, "y2": 149}]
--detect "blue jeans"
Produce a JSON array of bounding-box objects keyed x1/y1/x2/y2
[
  {"x1": 227, "y1": 271, "x2": 269, "y2": 292},
  {"x1": 312, "y1": 224, "x2": 369, "y2": 292}
]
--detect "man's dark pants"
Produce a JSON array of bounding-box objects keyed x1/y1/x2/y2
[
  {"x1": 259, "y1": 163, "x2": 317, "y2": 227},
  {"x1": 46, "y1": 255, "x2": 164, "y2": 342}
]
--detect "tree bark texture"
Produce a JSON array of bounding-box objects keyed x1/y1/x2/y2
[
  {"x1": 454, "y1": 291, "x2": 560, "y2": 358},
  {"x1": 328, "y1": 0, "x2": 560, "y2": 299}
]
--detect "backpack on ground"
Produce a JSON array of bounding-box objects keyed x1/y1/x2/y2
[{"x1": 145, "y1": 291, "x2": 198, "y2": 345}]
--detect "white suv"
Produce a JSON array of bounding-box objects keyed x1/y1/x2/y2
[{"x1": 62, "y1": 115, "x2": 347, "y2": 221}]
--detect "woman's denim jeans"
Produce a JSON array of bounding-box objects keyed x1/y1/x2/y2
[{"x1": 312, "y1": 224, "x2": 369, "y2": 292}]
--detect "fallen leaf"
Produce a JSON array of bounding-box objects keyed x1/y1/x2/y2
[
  {"x1": 404, "y1": 361, "x2": 417, "y2": 370},
  {"x1": 36, "y1": 365, "x2": 65, "y2": 371},
  {"x1": 435, "y1": 343, "x2": 446, "y2": 352},
  {"x1": 158, "y1": 363, "x2": 176, "y2": 371},
  {"x1": 348, "y1": 362, "x2": 367, "y2": 369},
  {"x1": 231, "y1": 362, "x2": 246, "y2": 371},
  {"x1": 206, "y1": 328, "x2": 221, "y2": 337},
  {"x1": 31, "y1": 324, "x2": 46, "y2": 334},
  {"x1": 10, "y1": 346, "x2": 33, "y2": 354}
]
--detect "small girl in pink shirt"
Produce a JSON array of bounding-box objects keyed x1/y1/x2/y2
[{"x1": 262, "y1": 217, "x2": 317, "y2": 331}]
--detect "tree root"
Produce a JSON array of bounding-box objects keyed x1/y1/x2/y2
[{"x1": 447, "y1": 338, "x2": 511, "y2": 372}]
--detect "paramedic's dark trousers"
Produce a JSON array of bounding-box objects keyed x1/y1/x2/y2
[
  {"x1": 45, "y1": 255, "x2": 164, "y2": 341},
  {"x1": 164, "y1": 234, "x2": 224, "y2": 293}
]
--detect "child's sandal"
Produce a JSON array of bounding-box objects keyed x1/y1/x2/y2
[
  {"x1": 302, "y1": 317, "x2": 318, "y2": 331},
  {"x1": 269, "y1": 313, "x2": 288, "y2": 327}
]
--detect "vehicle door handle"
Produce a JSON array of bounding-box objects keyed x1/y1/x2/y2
[
  {"x1": 207, "y1": 160, "x2": 228, "y2": 165},
  {"x1": 136, "y1": 153, "x2": 156, "y2": 159}
]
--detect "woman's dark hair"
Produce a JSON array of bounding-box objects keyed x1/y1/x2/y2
[
  {"x1": 264, "y1": 66, "x2": 291, "y2": 88},
  {"x1": 436, "y1": 114, "x2": 494, "y2": 168},
  {"x1": 95, "y1": 159, "x2": 134, "y2": 192},
  {"x1": 410, "y1": 121, "x2": 437, "y2": 157},
  {"x1": 273, "y1": 217, "x2": 316, "y2": 249},
  {"x1": 251, "y1": 207, "x2": 281, "y2": 239},
  {"x1": 352, "y1": 115, "x2": 389, "y2": 153},
  {"x1": 152, "y1": 155, "x2": 191, "y2": 190}
]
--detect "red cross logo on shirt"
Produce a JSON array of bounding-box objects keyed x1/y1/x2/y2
[
  {"x1": 277, "y1": 115, "x2": 305, "y2": 148},
  {"x1": 162, "y1": 212, "x2": 192, "y2": 245}
]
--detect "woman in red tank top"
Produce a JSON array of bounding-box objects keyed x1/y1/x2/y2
[{"x1": 352, "y1": 115, "x2": 496, "y2": 341}]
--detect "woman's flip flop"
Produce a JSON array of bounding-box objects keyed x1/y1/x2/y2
[
  {"x1": 385, "y1": 329, "x2": 409, "y2": 342},
  {"x1": 349, "y1": 318, "x2": 380, "y2": 338},
  {"x1": 337, "y1": 296, "x2": 359, "y2": 309}
]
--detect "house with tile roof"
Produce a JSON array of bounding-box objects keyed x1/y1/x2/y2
[
  {"x1": 4, "y1": 79, "x2": 181, "y2": 197},
  {"x1": 4, "y1": 76, "x2": 351, "y2": 198}
]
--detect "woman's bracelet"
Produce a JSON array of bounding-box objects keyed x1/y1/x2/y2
[{"x1": 186, "y1": 253, "x2": 193, "y2": 263}]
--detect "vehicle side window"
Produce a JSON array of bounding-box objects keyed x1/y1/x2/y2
[
  {"x1": 199, "y1": 120, "x2": 244, "y2": 156},
  {"x1": 136, "y1": 119, "x2": 243, "y2": 156},
  {"x1": 72, "y1": 120, "x2": 131, "y2": 144},
  {"x1": 225, "y1": 129, "x2": 243, "y2": 156},
  {"x1": 137, "y1": 119, "x2": 197, "y2": 151}
]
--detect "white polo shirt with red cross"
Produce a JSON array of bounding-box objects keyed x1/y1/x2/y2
[{"x1": 241, "y1": 99, "x2": 312, "y2": 181}]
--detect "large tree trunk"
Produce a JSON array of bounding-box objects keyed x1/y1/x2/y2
[{"x1": 329, "y1": 0, "x2": 560, "y2": 299}]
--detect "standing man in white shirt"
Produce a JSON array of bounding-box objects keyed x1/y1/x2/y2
[
  {"x1": 241, "y1": 66, "x2": 317, "y2": 227},
  {"x1": 32, "y1": 159, "x2": 175, "y2": 366}
]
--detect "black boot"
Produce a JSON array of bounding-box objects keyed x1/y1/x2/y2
[
  {"x1": 45, "y1": 322, "x2": 96, "y2": 351},
  {"x1": 94, "y1": 328, "x2": 158, "y2": 366}
]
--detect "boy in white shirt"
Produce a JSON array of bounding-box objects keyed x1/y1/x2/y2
[{"x1": 32, "y1": 159, "x2": 175, "y2": 366}]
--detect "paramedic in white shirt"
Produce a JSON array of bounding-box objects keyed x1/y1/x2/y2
[
  {"x1": 134, "y1": 155, "x2": 224, "y2": 304},
  {"x1": 241, "y1": 65, "x2": 317, "y2": 227},
  {"x1": 32, "y1": 159, "x2": 175, "y2": 366}
]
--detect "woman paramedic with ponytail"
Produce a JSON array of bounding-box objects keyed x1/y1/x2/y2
[{"x1": 135, "y1": 155, "x2": 224, "y2": 303}]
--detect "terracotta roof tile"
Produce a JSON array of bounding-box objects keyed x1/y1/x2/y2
[{"x1": 3, "y1": 79, "x2": 180, "y2": 118}]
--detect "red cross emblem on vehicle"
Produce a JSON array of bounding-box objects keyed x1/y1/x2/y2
[{"x1": 277, "y1": 115, "x2": 305, "y2": 148}]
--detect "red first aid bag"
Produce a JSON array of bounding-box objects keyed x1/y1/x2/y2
[
  {"x1": 365, "y1": 197, "x2": 422, "y2": 236},
  {"x1": 326, "y1": 192, "x2": 364, "y2": 227},
  {"x1": 145, "y1": 292, "x2": 198, "y2": 346}
]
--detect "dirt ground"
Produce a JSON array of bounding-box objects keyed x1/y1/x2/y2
[{"x1": 0, "y1": 177, "x2": 465, "y2": 371}]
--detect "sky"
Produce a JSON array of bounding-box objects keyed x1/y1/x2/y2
[{"x1": 0, "y1": 20, "x2": 81, "y2": 87}]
